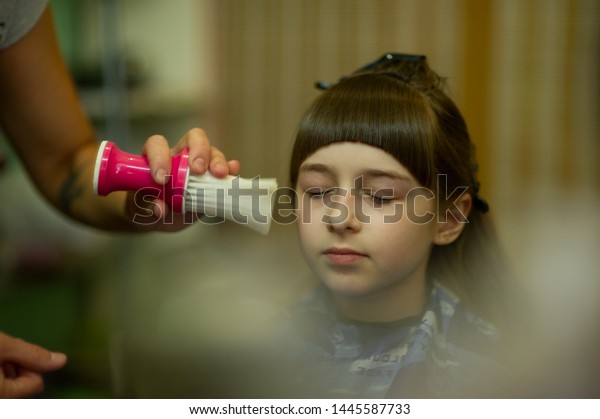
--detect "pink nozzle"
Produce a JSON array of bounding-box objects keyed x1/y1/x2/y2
[{"x1": 93, "y1": 141, "x2": 189, "y2": 213}]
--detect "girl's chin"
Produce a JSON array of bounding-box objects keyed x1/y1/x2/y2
[{"x1": 322, "y1": 279, "x2": 378, "y2": 299}]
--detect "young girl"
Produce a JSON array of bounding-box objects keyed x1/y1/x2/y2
[{"x1": 270, "y1": 53, "x2": 518, "y2": 398}]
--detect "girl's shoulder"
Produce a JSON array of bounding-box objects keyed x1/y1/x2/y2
[
  {"x1": 432, "y1": 282, "x2": 501, "y2": 337},
  {"x1": 430, "y1": 281, "x2": 505, "y2": 364}
]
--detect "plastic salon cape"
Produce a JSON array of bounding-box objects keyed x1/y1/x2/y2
[{"x1": 273, "y1": 282, "x2": 509, "y2": 398}]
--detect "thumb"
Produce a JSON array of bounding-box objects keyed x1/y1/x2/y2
[
  {"x1": 0, "y1": 334, "x2": 67, "y2": 373},
  {"x1": 0, "y1": 368, "x2": 45, "y2": 399}
]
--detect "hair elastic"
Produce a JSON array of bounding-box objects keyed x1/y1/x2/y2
[{"x1": 471, "y1": 181, "x2": 490, "y2": 213}]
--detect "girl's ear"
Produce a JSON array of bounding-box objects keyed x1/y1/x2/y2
[{"x1": 433, "y1": 193, "x2": 473, "y2": 245}]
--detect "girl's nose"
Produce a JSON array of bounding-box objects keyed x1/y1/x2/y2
[{"x1": 323, "y1": 190, "x2": 362, "y2": 233}]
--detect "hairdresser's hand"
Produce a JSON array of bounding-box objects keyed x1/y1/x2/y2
[
  {"x1": 144, "y1": 127, "x2": 241, "y2": 182},
  {"x1": 129, "y1": 128, "x2": 241, "y2": 231},
  {"x1": 0, "y1": 332, "x2": 67, "y2": 398}
]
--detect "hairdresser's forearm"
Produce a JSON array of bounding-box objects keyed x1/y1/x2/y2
[
  {"x1": 0, "y1": 7, "x2": 139, "y2": 231},
  {"x1": 55, "y1": 143, "x2": 147, "y2": 231}
]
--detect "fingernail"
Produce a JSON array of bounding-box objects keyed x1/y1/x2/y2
[
  {"x1": 51, "y1": 352, "x2": 67, "y2": 364},
  {"x1": 155, "y1": 168, "x2": 167, "y2": 184},
  {"x1": 193, "y1": 157, "x2": 206, "y2": 173}
]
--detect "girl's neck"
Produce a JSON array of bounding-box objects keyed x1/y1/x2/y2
[{"x1": 331, "y1": 272, "x2": 428, "y2": 323}]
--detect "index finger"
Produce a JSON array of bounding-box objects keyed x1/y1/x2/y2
[
  {"x1": 142, "y1": 134, "x2": 172, "y2": 185},
  {"x1": 0, "y1": 335, "x2": 67, "y2": 373}
]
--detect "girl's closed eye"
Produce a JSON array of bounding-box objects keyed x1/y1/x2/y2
[
  {"x1": 305, "y1": 186, "x2": 335, "y2": 198},
  {"x1": 355, "y1": 188, "x2": 395, "y2": 205},
  {"x1": 297, "y1": 165, "x2": 337, "y2": 200},
  {"x1": 361, "y1": 185, "x2": 410, "y2": 207},
  {"x1": 360, "y1": 172, "x2": 413, "y2": 207},
  {"x1": 369, "y1": 192, "x2": 395, "y2": 206}
]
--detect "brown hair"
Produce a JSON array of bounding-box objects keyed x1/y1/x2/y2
[{"x1": 289, "y1": 54, "x2": 517, "y2": 329}]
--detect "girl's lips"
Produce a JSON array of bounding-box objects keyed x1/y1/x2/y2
[{"x1": 323, "y1": 248, "x2": 367, "y2": 265}]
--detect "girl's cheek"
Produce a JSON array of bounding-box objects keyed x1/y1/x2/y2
[{"x1": 296, "y1": 197, "x2": 320, "y2": 226}]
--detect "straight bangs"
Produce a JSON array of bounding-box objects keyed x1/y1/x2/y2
[{"x1": 290, "y1": 74, "x2": 440, "y2": 188}]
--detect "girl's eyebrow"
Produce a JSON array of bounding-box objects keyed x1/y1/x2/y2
[
  {"x1": 298, "y1": 163, "x2": 334, "y2": 175},
  {"x1": 299, "y1": 164, "x2": 413, "y2": 183},
  {"x1": 362, "y1": 169, "x2": 412, "y2": 183}
]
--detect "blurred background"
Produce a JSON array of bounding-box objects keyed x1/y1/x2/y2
[{"x1": 0, "y1": 0, "x2": 598, "y2": 397}]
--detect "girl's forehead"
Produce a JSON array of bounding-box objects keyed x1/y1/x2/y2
[{"x1": 299, "y1": 142, "x2": 415, "y2": 180}]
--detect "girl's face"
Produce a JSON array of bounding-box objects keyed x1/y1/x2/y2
[{"x1": 295, "y1": 142, "x2": 440, "y2": 314}]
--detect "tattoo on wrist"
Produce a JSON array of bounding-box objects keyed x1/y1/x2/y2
[{"x1": 59, "y1": 163, "x2": 85, "y2": 214}]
